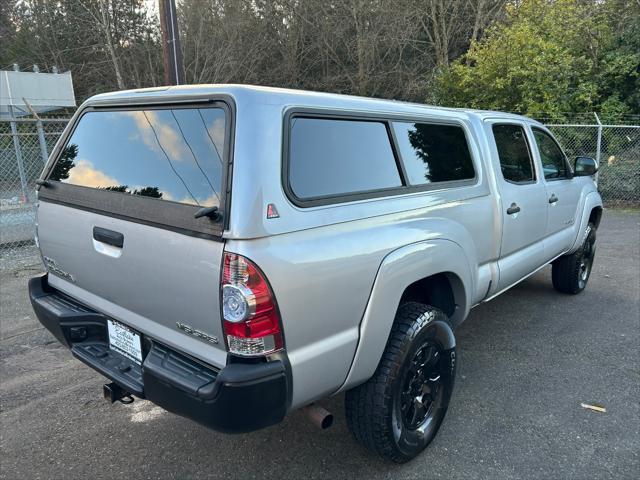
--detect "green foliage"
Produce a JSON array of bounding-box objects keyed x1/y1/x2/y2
[
  {"x1": 433, "y1": 0, "x2": 640, "y2": 118},
  {"x1": 2, "y1": 0, "x2": 637, "y2": 115}
]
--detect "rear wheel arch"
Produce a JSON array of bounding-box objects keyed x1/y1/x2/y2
[
  {"x1": 338, "y1": 239, "x2": 472, "y2": 392},
  {"x1": 399, "y1": 272, "x2": 466, "y2": 324}
]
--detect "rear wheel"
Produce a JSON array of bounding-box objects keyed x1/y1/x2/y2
[
  {"x1": 345, "y1": 302, "x2": 456, "y2": 463},
  {"x1": 552, "y1": 222, "x2": 597, "y2": 294}
]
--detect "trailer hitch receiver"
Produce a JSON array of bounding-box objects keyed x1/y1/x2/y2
[{"x1": 103, "y1": 382, "x2": 134, "y2": 404}]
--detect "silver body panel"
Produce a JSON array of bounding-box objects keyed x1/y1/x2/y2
[
  {"x1": 37, "y1": 202, "x2": 228, "y2": 368},
  {"x1": 36, "y1": 84, "x2": 602, "y2": 410}
]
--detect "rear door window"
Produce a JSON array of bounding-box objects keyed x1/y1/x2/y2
[
  {"x1": 49, "y1": 107, "x2": 226, "y2": 207},
  {"x1": 492, "y1": 124, "x2": 535, "y2": 183},
  {"x1": 391, "y1": 122, "x2": 475, "y2": 185},
  {"x1": 288, "y1": 117, "x2": 402, "y2": 200}
]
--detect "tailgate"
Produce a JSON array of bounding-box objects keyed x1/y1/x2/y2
[{"x1": 36, "y1": 102, "x2": 232, "y2": 367}]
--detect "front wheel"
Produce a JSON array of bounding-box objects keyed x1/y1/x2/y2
[
  {"x1": 345, "y1": 302, "x2": 456, "y2": 463},
  {"x1": 552, "y1": 222, "x2": 597, "y2": 294}
]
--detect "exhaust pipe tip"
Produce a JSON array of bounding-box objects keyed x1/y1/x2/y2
[
  {"x1": 303, "y1": 403, "x2": 333, "y2": 430},
  {"x1": 320, "y1": 413, "x2": 334, "y2": 429}
]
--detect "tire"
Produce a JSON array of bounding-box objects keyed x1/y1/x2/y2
[
  {"x1": 345, "y1": 302, "x2": 456, "y2": 463},
  {"x1": 552, "y1": 222, "x2": 597, "y2": 294}
]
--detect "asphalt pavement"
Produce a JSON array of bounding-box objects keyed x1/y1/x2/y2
[{"x1": 1, "y1": 210, "x2": 638, "y2": 480}]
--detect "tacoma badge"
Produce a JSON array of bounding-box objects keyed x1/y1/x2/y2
[
  {"x1": 176, "y1": 322, "x2": 219, "y2": 344},
  {"x1": 43, "y1": 256, "x2": 76, "y2": 283}
]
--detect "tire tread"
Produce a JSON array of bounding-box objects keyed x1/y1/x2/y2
[{"x1": 345, "y1": 302, "x2": 447, "y2": 463}]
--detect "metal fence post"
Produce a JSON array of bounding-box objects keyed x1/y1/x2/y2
[
  {"x1": 23, "y1": 98, "x2": 50, "y2": 165},
  {"x1": 594, "y1": 112, "x2": 603, "y2": 166},
  {"x1": 593, "y1": 113, "x2": 603, "y2": 186},
  {"x1": 36, "y1": 119, "x2": 49, "y2": 164},
  {"x1": 8, "y1": 106, "x2": 30, "y2": 203}
]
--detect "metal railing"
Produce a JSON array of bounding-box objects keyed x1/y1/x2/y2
[{"x1": 0, "y1": 114, "x2": 638, "y2": 270}]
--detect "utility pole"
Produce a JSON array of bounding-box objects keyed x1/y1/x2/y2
[{"x1": 159, "y1": 0, "x2": 184, "y2": 85}]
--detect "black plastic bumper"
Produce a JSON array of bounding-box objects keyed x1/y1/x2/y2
[{"x1": 29, "y1": 273, "x2": 288, "y2": 433}]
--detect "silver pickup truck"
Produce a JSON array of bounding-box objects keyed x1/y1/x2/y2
[{"x1": 29, "y1": 85, "x2": 602, "y2": 462}]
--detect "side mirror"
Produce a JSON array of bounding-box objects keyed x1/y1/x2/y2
[{"x1": 574, "y1": 156, "x2": 598, "y2": 176}]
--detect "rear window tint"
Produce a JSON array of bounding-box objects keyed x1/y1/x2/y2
[
  {"x1": 392, "y1": 122, "x2": 475, "y2": 185},
  {"x1": 288, "y1": 117, "x2": 402, "y2": 199},
  {"x1": 492, "y1": 124, "x2": 535, "y2": 183},
  {"x1": 50, "y1": 107, "x2": 226, "y2": 207}
]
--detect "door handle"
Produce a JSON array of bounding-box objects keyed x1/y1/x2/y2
[
  {"x1": 549, "y1": 194, "x2": 558, "y2": 204},
  {"x1": 93, "y1": 226, "x2": 124, "y2": 248},
  {"x1": 506, "y1": 203, "x2": 521, "y2": 215}
]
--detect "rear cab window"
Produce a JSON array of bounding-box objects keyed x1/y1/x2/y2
[
  {"x1": 492, "y1": 124, "x2": 536, "y2": 183},
  {"x1": 285, "y1": 113, "x2": 476, "y2": 206},
  {"x1": 41, "y1": 103, "x2": 231, "y2": 237}
]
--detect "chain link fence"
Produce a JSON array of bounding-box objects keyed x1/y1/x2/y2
[
  {"x1": 546, "y1": 122, "x2": 640, "y2": 208},
  {"x1": 0, "y1": 114, "x2": 638, "y2": 270},
  {"x1": 1, "y1": 117, "x2": 69, "y2": 269}
]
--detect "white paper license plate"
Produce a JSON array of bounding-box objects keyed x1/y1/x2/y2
[{"x1": 107, "y1": 319, "x2": 142, "y2": 364}]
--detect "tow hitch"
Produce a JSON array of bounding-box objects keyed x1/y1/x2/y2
[{"x1": 103, "y1": 382, "x2": 134, "y2": 404}]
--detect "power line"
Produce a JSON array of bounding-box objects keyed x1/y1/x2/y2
[
  {"x1": 170, "y1": 110, "x2": 219, "y2": 202},
  {"x1": 197, "y1": 110, "x2": 224, "y2": 165},
  {"x1": 142, "y1": 110, "x2": 199, "y2": 205}
]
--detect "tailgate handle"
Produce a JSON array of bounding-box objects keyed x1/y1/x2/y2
[{"x1": 93, "y1": 227, "x2": 124, "y2": 248}]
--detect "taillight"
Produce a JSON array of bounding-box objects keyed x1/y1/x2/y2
[{"x1": 221, "y1": 252, "x2": 283, "y2": 356}]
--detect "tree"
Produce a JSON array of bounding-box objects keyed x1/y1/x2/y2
[
  {"x1": 177, "y1": 0, "x2": 506, "y2": 102},
  {"x1": 433, "y1": 0, "x2": 640, "y2": 119},
  {"x1": 50, "y1": 144, "x2": 78, "y2": 180},
  {"x1": 2, "y1": 0, "x2": 162, "y2": 100},
  {"x1": 133, "y1": 186, "x2": 163, "y2": 198},
  {"x1": 104, "y1": 185, "x2": 163, "y2": 198},
  {"x1": 596, "y1": 0, "x2": 640, "y2": 119},
  {"x1": 4, "y1": 0, "x2": 634, "y2": 114}
]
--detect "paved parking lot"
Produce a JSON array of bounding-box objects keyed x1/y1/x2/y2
[{"x1": 1, "y1": 210, "x2": 638, "y2": 480}]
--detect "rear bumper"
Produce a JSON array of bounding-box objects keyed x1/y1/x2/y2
[{"x1": 29, "y1": 273, "x2": 288, "y2": 433}]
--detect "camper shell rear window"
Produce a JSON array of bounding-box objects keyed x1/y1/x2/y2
[{"x1": 40, "y1": 101, "x2": 233, "y2": 238}]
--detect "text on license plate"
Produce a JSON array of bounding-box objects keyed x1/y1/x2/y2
[{"x1": 107, "y1": 319, "x2": 142, "y2": 364}]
